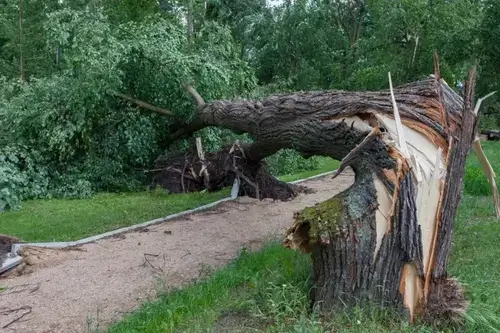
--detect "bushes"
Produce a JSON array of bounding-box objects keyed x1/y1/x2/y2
[
  {"x1": 0, "y1": 146, "x2": 49, "y2": 210},
  {"x1": 266, "y1": 149, "x2": 319, "y2": 176},
  {"x1": 0, "y1": 146, "x2": 97, "y2": 210},
  {"x1": 0, "y1": 6, "x2": 259, "y2": 210}
]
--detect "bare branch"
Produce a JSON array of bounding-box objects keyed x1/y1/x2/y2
[
  {"x1": 474, "y1": 91, "x2": 497, "y2": 115},
  {"x1": 473, "y1": 138, "x2": 500, "y2": 217},
  {"x1": 182, "y1": 83, "x2": 205, "y2": 108},
  {"x1": 1, "y1": 306, "x2": 32, "y2": 329},
  {"x1": 196, "y1": 137, "x2": 210, "y2": 188},
  {"x1": 109, "y1": 90, "x2": 173, "y2": 116}
]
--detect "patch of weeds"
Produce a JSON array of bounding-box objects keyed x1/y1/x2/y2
[{"x1": 464, "y1": 165, "x2": 491, "y2": 196}]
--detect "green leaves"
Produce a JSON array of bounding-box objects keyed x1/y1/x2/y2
[
  {"x1": 0, "y1": 1, "x2": 258, "y2": 208},
  {"x1": 0, "y1": 146, "x2": 49, "y2": 210}
]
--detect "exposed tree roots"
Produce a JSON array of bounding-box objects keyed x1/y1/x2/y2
[{"x1": 149, "y1": 143, "x2": 309, "y2": 201}]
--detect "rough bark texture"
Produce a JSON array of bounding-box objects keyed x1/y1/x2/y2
[
  {"x1": 156, "y1": 68, "x2": 480, "y2": 324},
  {"x1": 170, "y1": 77, "x2": 460, "y2": 162},
  {"x1": 281, "y1": 70, "x2": 477, "y2": 323}
]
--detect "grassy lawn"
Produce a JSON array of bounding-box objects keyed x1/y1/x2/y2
[
  {"x1": 0, "y1": 189, "x2": 229, "y2": 242},
  {"x1": 278, "y1": 157, "x2": 339, "y2": 183},
  {"x1": 0, "y1": 157, "x2": 338, "y2": 242},
  {"x1": 106, "y1": 143, "x2": 500, "y2": 333}
]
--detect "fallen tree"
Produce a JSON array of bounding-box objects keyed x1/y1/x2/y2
[{"x1": 113, "y1": 58, "x2": 496, "y2": 324}]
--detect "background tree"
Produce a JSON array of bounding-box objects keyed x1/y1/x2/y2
[
  {"x1": 477, "y1": 0, "x2": 500, "y2": 129},
  {"x1": 0, "y1": 0, "x2": 495, "y2": 212}
]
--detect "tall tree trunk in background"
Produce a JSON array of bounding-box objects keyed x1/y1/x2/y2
[
  {"x1": 331, "y1": 0, "x2": 365, "y2": 82},
  {"x1": 186, "y1": 0, "x2": 194, "y2": 45},
  {"x1": 115, "y1": 62, "x2": 480, "y2": 323},
  {"x1": 18, "y1": 0, "x2": 24, "y2": 81}
]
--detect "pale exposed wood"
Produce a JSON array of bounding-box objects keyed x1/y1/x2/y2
[
  {"x1": 373, "y1": 175, "x2": 392, "y2": 258},
  {"x1": 195, "y1": 137, "x2": 210, "y2": 188},
  {"x1": 378, "y1": 107, "x2": 443, "y2": 318},
  {"x1": 473, "y1": 138, "x2": 500, "y2": 218},
  {"x1": 388, "y1": 72, "x2": 410, "y2": 159},
  {"x1": 399, "y1": 263, "x2": 422, "y2": 324},
  {"x1": 183, "y1": 84, "x2": 206, "y2": 108},
  {"x1": 388, "y1": 73, "x2": 422, "y2": 183},
  {"x1": 473, "y1": 91, "x2": 497, "y2": 115}
]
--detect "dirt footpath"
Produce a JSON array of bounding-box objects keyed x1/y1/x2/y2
[{"x1": 0, "y1": 172, "x2": 353, "y2": 333}]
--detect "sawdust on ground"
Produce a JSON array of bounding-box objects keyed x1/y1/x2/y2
[{"x1": 0, "y1": 172, "x2": 353, "y2": 333}]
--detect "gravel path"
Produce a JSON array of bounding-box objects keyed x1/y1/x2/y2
[{"x1": 0, "y1": 172, "x2": 353, "y2": 333}]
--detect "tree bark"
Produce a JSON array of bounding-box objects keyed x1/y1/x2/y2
[
  {"x1": 282, "y1": 69, "x2": 478, "y2": 323},
  {"x1": 18, "y1": 0, "x2": 24, "y2": 82},
  {"x1": 186, "y1": 0, "x2": 194, "y2": 45},
  {"x1": 150, "y1": 65, "x2": 479, "y2": 323}
]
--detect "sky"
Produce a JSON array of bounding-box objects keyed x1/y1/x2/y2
[{"x1": 268, "y1": 0, "x2": 284, "y2": 7}]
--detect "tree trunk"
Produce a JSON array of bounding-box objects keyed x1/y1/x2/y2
[
  {"x1": 120, "y1": 62, "x2": 480, "y2": 323},
  {"x1": 281, "y1": 69, "x2": 478, "y2": 323},
  {"x1": 18, "y1": 0, "x2": 24, "y2": 82},
  {"x1": 177, "y1": 68, "x2": 476, "y2": 323},
  {"x1": 186, "y1": 0, "x2": 194, "y2": 45}
]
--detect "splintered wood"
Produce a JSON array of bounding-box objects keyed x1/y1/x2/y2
[
  {"x1": 381, "y1": 76, "x2": 446, "y2": 321},
  {"x1": 280, "y1": 67, "x2": 487, "y2": 324}
]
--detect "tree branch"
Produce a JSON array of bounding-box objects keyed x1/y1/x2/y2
[
  {"x1": 182, "y1": 83, "x2": 205, "y2": 108},
  {"x1": 109, "y1": 90, "x2": 174, "y2": 116},
  {"x1": 168, "y1": 119, "x2": 206, "y2": 143},
  {"x1": 473, "y1": 138, "x2": 500, "y2": 217}
]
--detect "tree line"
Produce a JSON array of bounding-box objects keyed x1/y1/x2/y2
[{"x1": 0, "y1": 0, "x2": 498, "y2": 210}]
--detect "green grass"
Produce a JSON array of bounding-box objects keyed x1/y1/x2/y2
[
  {"x1": 0, "y1": 189, "x2": 229, "y2": 242},
  {"x1": 278, "y1": 157, "x2": 339, "y2": 183},
  {"x1": 106, "y1": 144, "x2": 500, "y2": 333}
]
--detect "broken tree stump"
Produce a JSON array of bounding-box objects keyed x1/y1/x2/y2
[{"x1": 284, "y1": 68, "x2": 480, "y2": 323}]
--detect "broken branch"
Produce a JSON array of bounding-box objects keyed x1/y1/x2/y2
[
  {"x1": 331, "y1": 126, "x2": 381, "y2": 179},
  {"x1": 388, "y1": 72, "x2": 422, "y2": 183},
  {"x1": 1, "y1": 306, "x2": 32, "y2": 329},
  {"x1": 473, "y1": 91, "x2": 497, "y2": 115},
  {"x1": 196, "y1": 137, "x2": 210, "y2": 188},
  {"x1": 183, "y1": 83, "x2": 205, "y2": 108},
  {"x1": 473, "y1": 138, "x2": 500, "y2": 217},
  {"x1": 109, "y1": 90, "x2": 173, "y2": 116}
]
